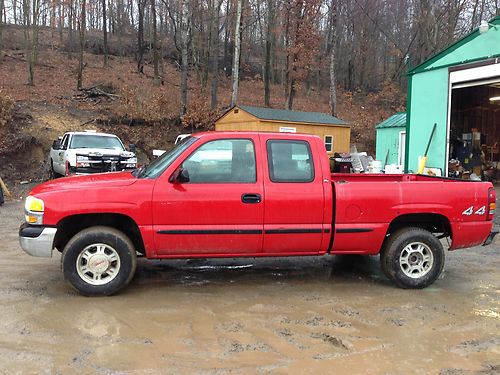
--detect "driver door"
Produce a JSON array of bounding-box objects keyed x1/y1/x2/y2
[{"x1": 152, "y1": 136, "x2": 264, "y2": 256}]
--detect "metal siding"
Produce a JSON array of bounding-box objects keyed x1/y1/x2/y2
[
  {"x1": 407, "y1": 68, "x2": 449, "y2": 173},
  {"x1": 426, "y1": 27, "x2": 500, "y2": 71},
  {"x1": 376, "y1": 127, "x2": 402, "y2": 164}
]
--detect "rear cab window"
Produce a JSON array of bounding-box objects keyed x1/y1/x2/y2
[{"x1": 266, "y1": 140, "x2": 314, "y2": 183}]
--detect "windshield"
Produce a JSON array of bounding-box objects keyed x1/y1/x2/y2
[
  {"x1": 140, "y1": 136, "x2": 197, "y2": 178},
  {"x1": 70, "y1": 135, "x2": 125, "y2": 150}
]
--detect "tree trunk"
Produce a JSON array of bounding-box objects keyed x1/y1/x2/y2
[
  {"x1": 0, "y1": 0, "x2": 4, "y2": 62},
  {"x1": 328, "y1": 0, "x2": 337, "y2": 116},
  {"x1": 102, "y1": 0, "x2": 108, "y2": 67},
  {"x1": 58, "y1": 1, "x2": 63, "y2": 45},
  {"x1": 137, "y1": 0, "x2": 145, "y2": 73},
  {"x1": 23, "y1": 0, "x2": 39, "y2": 85},
  {"x1": 263, "y1": 0, "x2": 275, "y2": 107},
  {"x1": 222, "y1": 0, "x2": 230, "y2": 75},
  {"x1": 230, "y1": 0, "x2": 243, "y2": 107},
  {"x1": 151, "y1": 0, "x2": 160, "y2": 85},
  {"x1": 210, "y1": 0, "x2": 221, "y2": 109},
  {"x1": 77, "y1": 0, "x2": 86, "y2": 90},
  {"x1": 180, "y1": 0, "x2": 189, "y2": 116}
]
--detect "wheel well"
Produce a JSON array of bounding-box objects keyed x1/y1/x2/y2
[
  {"x1": 53, "y1": 213, "x2": 145, "y2": 255},
  {"x1": 386, "y1": 214, "x2": 452, "y2": 238}
]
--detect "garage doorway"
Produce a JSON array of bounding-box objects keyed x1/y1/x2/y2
[{"x1": 447, "y1": 63, "x2": 500, "y2": 182}]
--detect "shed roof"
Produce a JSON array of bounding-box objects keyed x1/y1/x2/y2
[
  {"x1": 376, "y1": 112, "x2": 406, "y2": 129},
  {"x1": 231, "y1": 105, "x2": 348, "y2": 126},
  {"x1": 408, "y1": 15, "x2": 500, "y2": 75}
]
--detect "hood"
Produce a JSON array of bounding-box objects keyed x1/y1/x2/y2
[{"x1": 31, "y1": 171, "x2": 137, "y2": 195}]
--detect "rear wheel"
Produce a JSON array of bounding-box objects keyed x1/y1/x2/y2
[
  {"x1": 62, "y1": 226, "x2": 137, "y2": 296},
  {"x1": 380, "y1": 227, "x2": 444, "y2": 289},
  {"x1": 50, "y1": 159, "x2": 62, "y2": 179}
]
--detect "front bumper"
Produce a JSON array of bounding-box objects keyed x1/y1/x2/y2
[
  {"x1": 483, "y1": 230, "x2": 498, "y2": 246},
  {"x1": 19, "y1": 223, "x2": 57, "y2": 257}
]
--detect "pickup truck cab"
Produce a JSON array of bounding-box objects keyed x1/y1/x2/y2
[
  {"x1": 50, "y1": 131, "x2": 137, "y2": 176},
  {"x1": 20, "y1": 132, "x2": 497, "y2": 296}
]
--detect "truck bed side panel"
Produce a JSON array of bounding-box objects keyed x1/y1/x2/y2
[{"x1": 331, "y1": 174, "x2": 493, "y2": 254}]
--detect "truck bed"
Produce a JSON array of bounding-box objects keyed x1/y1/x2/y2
[{"x1": 330, "y1": 174, "x2": 493, "y2": 254}]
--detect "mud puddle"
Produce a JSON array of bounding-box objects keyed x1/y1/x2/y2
[{"x1": 0, "y1": 201, "x2": 499, "y2": 374}]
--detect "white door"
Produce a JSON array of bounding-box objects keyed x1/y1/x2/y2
[{"x1": 398, "y1": 131, "x2": 406, "y2": 166}]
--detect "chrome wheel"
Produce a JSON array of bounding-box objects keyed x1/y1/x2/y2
[
  {"x1": 76, "y1": 243, "x2": 121, "y2": 285},
  {"x1": 399, "y1": 242, "x2": 434, "y2": 279}
]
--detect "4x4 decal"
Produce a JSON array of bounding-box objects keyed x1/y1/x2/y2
[{"x1": 462, "y1": 205, "x2": 486, "y2": 216}]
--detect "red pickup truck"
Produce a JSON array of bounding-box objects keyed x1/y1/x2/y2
[{"x1": 19, "y1": 132, "x2": 497, "y2": 296}]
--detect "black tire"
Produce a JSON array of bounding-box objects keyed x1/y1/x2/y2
[
  {"x1": 380, "y1": 227, "x2": 444, "y2": 289},
  {"x1": 50, "y1": 159, "x2": 62, "y2": 179},
  {"x1": 62, "y1": 226, "x2": 137, "y2": 296}
]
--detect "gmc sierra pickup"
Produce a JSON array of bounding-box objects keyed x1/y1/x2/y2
[{"x1": 19, "y1": 132, "x2": 497, "y2": 296}]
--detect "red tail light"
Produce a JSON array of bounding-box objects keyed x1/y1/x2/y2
[{"x1": 488, "y1": 187, "x2": 496, "y2": 221}]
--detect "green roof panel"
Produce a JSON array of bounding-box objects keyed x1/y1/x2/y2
[
  {"x1": 376, "y1": 112, "x2": 407, "y2": 129},
  {"x1": 237, "y1": 105, "x2": 348, "y2": 126},
  {"x1": 408, "y1": 16, "x2": 500, "y2": 75}
]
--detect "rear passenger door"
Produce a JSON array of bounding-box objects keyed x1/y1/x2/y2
[{"x1": 261, "y1": 135, "x2": 326, "y2": 254}]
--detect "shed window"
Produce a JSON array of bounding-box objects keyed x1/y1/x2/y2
[{"x1": 324, "y1": 136, "x2": 333, "y2": 152}]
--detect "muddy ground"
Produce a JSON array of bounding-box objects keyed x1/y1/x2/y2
[{"x1": 0, "y1": 200, "x2": 498, "y2": 374}]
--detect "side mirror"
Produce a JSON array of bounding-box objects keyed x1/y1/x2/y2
[
  {"x1": 129, "y1": 143, "x2": 136, "y2": 153},
  {"x1": 169, "y1": 168, "x2": 190, "y2": 183},
  {"x1": 52, "y1": 140, "x2": 61, "y2": 150}
]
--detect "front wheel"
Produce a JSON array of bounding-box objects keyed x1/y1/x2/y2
[
  {"x1": 62, "y1": 226, "x2": 137, "y2": 296},
  {"x1": 380, "y1": 227, "x2": 444, "y2": 289}
]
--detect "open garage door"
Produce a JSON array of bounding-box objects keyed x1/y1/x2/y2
[{"x1": 447, "y1": 63, "x2": 500, "y2": 183}]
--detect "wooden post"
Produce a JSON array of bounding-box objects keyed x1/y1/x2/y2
[{"x1": 0, "y1": 177, "x2": 12, "y2": 198}]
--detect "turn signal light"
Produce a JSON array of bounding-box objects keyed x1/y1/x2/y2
[{"x1": 487, "y1": 187, "x2": 496, "y2": 221}]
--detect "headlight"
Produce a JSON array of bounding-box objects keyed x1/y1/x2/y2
[
  {"x1": 76, "y1": 155, "x2": 90, "y2": 168},
  {"x1": 25, "y1": 196, "x2": 44, "y2": 225},
  {"x1": 125, "y1": 157, "x2": 137, "y2": 168}
]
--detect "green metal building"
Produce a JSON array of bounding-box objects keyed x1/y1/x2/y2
[
  {"x1": 375, "y1": 112, "x2": 407, "y2": 165},
  {"x1": 405, "y1": 16, "x2": 500, "y2": 175}
]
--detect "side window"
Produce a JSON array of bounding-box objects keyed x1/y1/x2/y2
[
  {"x1": 267, "y1": 140, "x2": 314, "y2": 183},
  {"x1": 61, "y1": 135, "x2": 70, "y2": 150},
  {"x1": 324, "y1": 135, "x2": 333, "y2": 152},
  {"x1": 182, "y1": 139, "x2": 256, "y2": 183}
]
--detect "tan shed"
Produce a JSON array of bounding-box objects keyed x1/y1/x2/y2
[{"x1": 215, "y1": 105, "x2": 350, "y2": 155}]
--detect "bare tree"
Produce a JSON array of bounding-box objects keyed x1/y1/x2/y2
[
  {"x1": 328, "y1": 0, "x2": 337, "y2": 116},
  {"x1": 77, "y1": 0, "x2": 86, "y2": 89},
  {"x1": 137, "y1": 0, "x2": 147, "y2": 73},
  {"x1": 210, "y1": 0, "x2": 223, "y2": 109},
  {"x1": 0, "y1": 0, "x2": 4, "y2": 61},
  {"x1": 180, "y1": 0, "x2": 189, "y2": 116},
  {"x1": 263, "y1": 0, "x2": 276, "y2": 107},
  {"x1": 230, "y1": 0, "x2": 243, "y2": 107},
  {"x1": 22, "y1": 0, "x2": 41, "y2": 86},
  {"x1": 102, "y1": 0, "x2": 109, "y2": 66},
  {"x1": 150, "y1": 0, "x2": 160, "y2": 85}
]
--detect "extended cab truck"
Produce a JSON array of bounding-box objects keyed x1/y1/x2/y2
[{"x1": 19, "y1": 132, "x2": 497, "y2": 296}]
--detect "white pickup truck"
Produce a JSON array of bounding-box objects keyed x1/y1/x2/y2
[{"x1": 49, "y1": 131, "x2": 137, "y2": 177}]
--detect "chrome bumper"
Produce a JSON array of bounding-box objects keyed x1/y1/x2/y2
[{"x1": 19, "y1": 224, "x2": 57, "y2": 257}]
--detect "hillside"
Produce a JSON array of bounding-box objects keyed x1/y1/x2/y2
[{"x1": 0, "y1": 25, "x2": 405, "y2": 196}]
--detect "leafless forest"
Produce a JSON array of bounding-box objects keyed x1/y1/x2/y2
[{"x1": 1, "y1": 0, "x2": 499, "y2": 114}]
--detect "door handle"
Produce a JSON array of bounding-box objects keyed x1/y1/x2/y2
[{"x1": 241, "y1": 193, "x2": 261, "y2": 204}]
